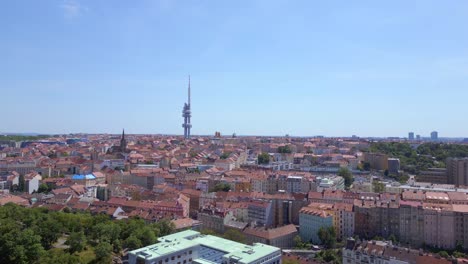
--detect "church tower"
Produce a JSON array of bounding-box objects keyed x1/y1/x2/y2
[{"x1": 120, "y1": 129, "x2": 127, "y2": 153}]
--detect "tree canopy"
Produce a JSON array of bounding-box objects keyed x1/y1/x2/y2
[
  {"x1": 315, "y1": 249, "x2": 341, "y2": 264},
  {"x1": 0, "y1": 203, "x2": 175, "y2": 264},
  {"x1": 318, "y1": 226, "x2": 337, "y2": 249},
  {"x1": 212, "y1": 182, "x2": 231, "y2": 192},
  {"x1": 368, "y1": 142, "x2": 468, "y2": 174},
  {"x1": 258, "y1": 152, "x2": 270, "y2": 164},
  {"x1": 277, "y1": 145, "x2": 292, "y2": 154},
  {"x1": 220, "y1": 152, "x2": 231, "y2": 159},
  {"x1": 0, "y1": 135, "x2": 51, "y2": 142},
  {"x1": 338, "y1": 167, "x2": 353, "y2": 189},
  {"x1": 372, "y1": 181, "x2": 385, "y2": 193}
]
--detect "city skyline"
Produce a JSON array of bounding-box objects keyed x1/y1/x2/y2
[{"x1": 2, "y1": 1, "x2": 468, "y2": 137}]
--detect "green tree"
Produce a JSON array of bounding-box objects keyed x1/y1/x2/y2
[
  {"x1": 0, "y1": 228, "x2": 45, "y2": 264},
  {"x1": 0, "y1": 134, "x2": 50, "y2": 142},
  {"x1": 135, "y1": 226, "x2": 157, "y2": 246},
  {"x1": 38, "y1": 183, "x2": 50, "y2": 193},
  {"x1": 257, "y1": 152, "x2": 270, "y2": 164},
  {"x1": 278, "y1": 145, "x2": 292, "y2": 153},
  {"x1": 293, "y1": 235, "x2": 303, "y2": 248},
  {"x1": 453, "y1": 251, "x2": 467, "y2": 258},
  {"x1": 318, "y1": 226, "x2": 337, "y2": 249},
  {"x1": 388, "y1": 234, "x2": 397, "y2": 244},
  {"x1": 67, "y1": 231, "x2": 86, "y2": 253},
  {"x1": 372, "y1": 181, "x2": 385, "y2": 193},
  {"x1": 315, "y1": 249, "x2": 341, "y2": 264},
  {"x1": 220, "y1": 152, "x2": 231, "y2": 159},
  {"x1": 94, "y1": 241, "x2": 113, "y2": 262},
  {"x1": 367, "y1": 142, "x2": 468, "y2": 175},
  {"x1": 91, "y1": 222, "x2": 121, "y2": 244},
  {"x1": 34, "y1": 217, "x2": 62, "y2": 249},
  {"x1": 338, "y1": 167, "x2": 353, "y2": 188},
  {"x1": 223, "y1": 229, "x2": 246, "y2": 243},
  {"x1": 152, "y1": 220, "x2": 175, "y2": 237},
  {"x1": 293, "y1": 235, "x2": 310, "y2": 249},
  {"x1": 212, "y1": 183, "x2": 231, "y2": 192},
  {"x1": 124, "y1": 235, "x2": 142, "y2": 250},
  {"x1": 439, "y1": 251, "x2": 449, "y2": 259}
]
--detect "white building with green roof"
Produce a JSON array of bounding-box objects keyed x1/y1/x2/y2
[{"x1": 128, "y1": 230, "x2": 282, "y2": 264}]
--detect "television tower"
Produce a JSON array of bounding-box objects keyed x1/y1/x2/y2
[{"x1": 182, "y1": 76, "x2": 192, "y2": 139}]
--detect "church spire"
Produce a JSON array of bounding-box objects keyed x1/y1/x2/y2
[{"x1": 120, "y1": 128, "x2": 127, "y2": 153}]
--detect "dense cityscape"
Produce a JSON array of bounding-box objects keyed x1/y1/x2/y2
[
  {"x1": 1, "y1": 81, "x2": 468, "y2": 264},
  {"x1": 3, "y1": 1, "x2": 468, "y2": 264}
]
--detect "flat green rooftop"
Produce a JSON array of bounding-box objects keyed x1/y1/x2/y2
[{"x1": 129, "y1": 230, "x2": 280, "y2": 264}]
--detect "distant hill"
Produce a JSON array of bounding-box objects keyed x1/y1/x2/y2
[{"x1": 0, "y1": 132, "x2": 43, "y2": 136}]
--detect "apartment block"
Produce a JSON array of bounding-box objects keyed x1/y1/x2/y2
[
  {"x1": 299, "y1": 206, "x2": 333, "y2": 244},
  {"x1": 362, "y1": 153, "x2": 388, "y2": 171},
  {"x1": 343, "y1": 238, "x2": 451, "y2": 264},
  {"x1": 447, "y1": 158, "x2": 468, "y2": 186},
  {"x1": 417, "y1": 168, "x2": 448, "y2": 184}
]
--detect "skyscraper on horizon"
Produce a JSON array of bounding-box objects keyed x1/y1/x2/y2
[
  {"x1": 182, "y1": 76, "x2": 192, "y2": 139},
  {"x1": 408, "y1": 132, "x2": 415, "y2": 141},
  {"x1": 431, "y1": 131, "x2": 438, "y2": 141}
]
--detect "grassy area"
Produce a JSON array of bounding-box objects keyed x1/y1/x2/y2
[{"x1": 77, "y1": 247, "x2": 96, "y2": 264}]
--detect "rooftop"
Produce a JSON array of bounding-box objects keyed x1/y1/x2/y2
[
  {"x1": 71, "y1": 174, "x2": 96, "y2": 180},
  {"x1": 129, "y1": 230, "x2": 280, "y2": 264}
]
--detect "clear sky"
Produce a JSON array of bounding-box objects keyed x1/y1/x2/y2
[{"x1": 1, "y1": 1, "x2": 468, "y2": 137}]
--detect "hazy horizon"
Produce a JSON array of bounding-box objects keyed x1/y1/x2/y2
[
  {"x1": 2, "y1": 131, "x2": 466, "y2": 139},
  {"x1": 2, "y1": 1, "x2": 468, "y2": 137}
]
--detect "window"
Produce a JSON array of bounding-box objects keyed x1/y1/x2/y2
[
  {"x1": 178, "y1": 255, "x2": 181, "y2": 258},
  {"x1": 189, "y1": 250, "x2": 192, "y2": 254},
  {"x1": 172, "y1": 256, "x2": 175, "y2": 260},
  {"x1": 166, "y1": 258, "x2": 169, "y2": 262}
]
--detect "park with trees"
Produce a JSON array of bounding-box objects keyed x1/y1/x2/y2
[
  {"x1": 369, "y1": 142, "x2": 468, "y2": 174},
  {"x1": 0, "y1": 203, "x2": 175, "y2": 264}
]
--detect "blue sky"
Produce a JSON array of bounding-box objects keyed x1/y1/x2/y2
[{"x1": 1, "y1": 1, "x2": 468, "y2": 137}]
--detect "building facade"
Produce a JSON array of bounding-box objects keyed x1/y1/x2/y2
[
  {"x1": 447, "y1": 158, "x2": 468, "y2": 186},
  {"x1": 299, "y1": 207, "x2": 333, "y2": 244}
]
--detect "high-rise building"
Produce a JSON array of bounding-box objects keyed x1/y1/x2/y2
[
  {"x1": 416, "y1": 135, "x2": 421, "y2": 140},
  {"x1": 408, "y1": 132, "x2": 414, "y2": 141},
  {"x1": 182, "y1": 76, "x2": 192, "y2": 139},
  {"x1": 431, "y1": 131, "x2": 438, "y2": 141},
  {"x1": 447, "y1": 157, "x2": 468, "y2": 186},
  {"x1": 387, "y1": 158, "x2": 400, "y2": 175}
]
